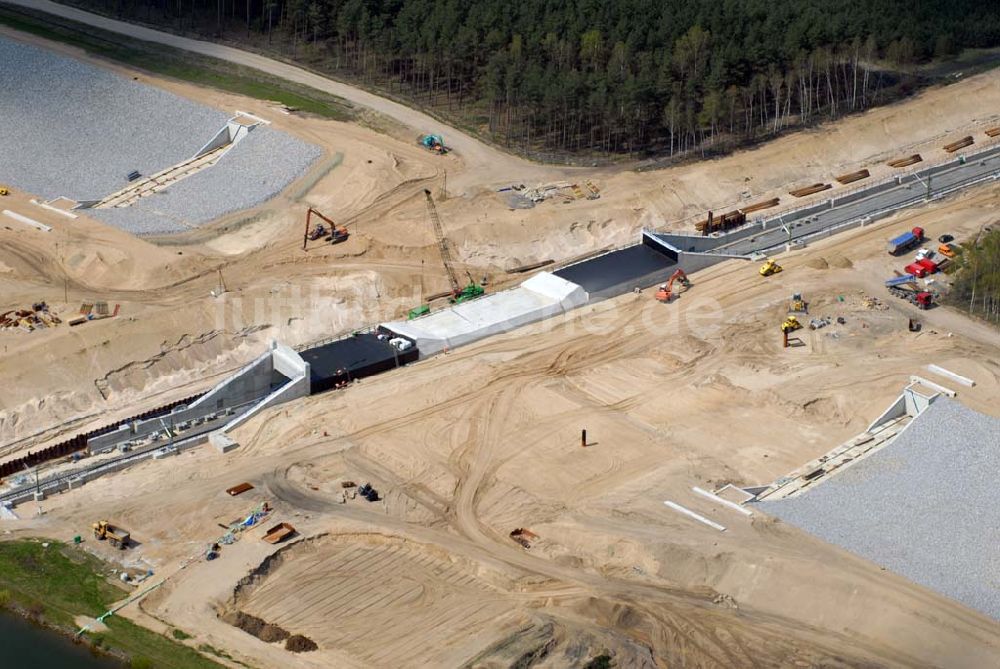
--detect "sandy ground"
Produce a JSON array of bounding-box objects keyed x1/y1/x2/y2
[
  {"x1": 2, "y1": 19, "x2": 998, "y2": 453},
  {"x1": 1, "y1": 19, "x2": 1000, "y2": 668},
  {"x1": 7, "y1": 188, "x2": 1000, "y2": 667}
]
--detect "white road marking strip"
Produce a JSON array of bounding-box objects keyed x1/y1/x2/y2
[
  {"x1": 692, "y1": 486, "x2": 753, "y2": 516},
  {"x1": 664, "y1": 500, "x2": 726, "y2": 531}
]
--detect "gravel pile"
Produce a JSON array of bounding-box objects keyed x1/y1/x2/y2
[
  {"x1": 0, "y1": 36, "x2": 226, "y2": 200},
  {"x1": 91, "y1": 127, "x2": 321, "y2": 235},
  {"x1": 757, "y1": 397, "x2": 1000, "y2": 621}
]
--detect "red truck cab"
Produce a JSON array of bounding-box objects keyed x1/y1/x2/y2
[
  {"x1": 904, "y1": 262, "x2": 928, "y2": 278},
  {"x1": 916, "y1": 258, "x2": 938, "y2": 274}
]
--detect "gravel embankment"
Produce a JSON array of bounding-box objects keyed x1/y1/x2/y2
[
  {"x1": 757, "y1": 397, "x2": 1000, "y2": 621},
  {"x1": 0, "y1": 35, "x2": 321, "y2": 234},
  {"x1": 91, "y1": 127, "x2": 322, "y2": 235},
  {"x1": 0, "y1": 35, "x2": 226, "y2": 200}
]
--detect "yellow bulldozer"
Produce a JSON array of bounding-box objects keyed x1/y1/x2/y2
[
  {"x1": 759, "y1": 259, "x2": 783, "y2": 276},
  {"x1": 781, "y1": 315, "x2": 802, "y2": 333},
  {"x1": 92, "y1": 520, "x2": 131, "y2": 550}
]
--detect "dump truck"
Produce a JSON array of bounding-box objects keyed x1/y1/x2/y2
[
  {"x1": 887, "y1": 226, "x2": 925, "y2": 255},
  {"x1": 888, "y1": 284, "x2": 933, "y2": 309},
  {"x1": 916, "y1": 258, "x2": 939, "y2": 274},
  {"x1": 885, "y1": 275, "x2": 917, "y2": 288},
  {"x1": 92, "y1": 521, "x2": 130, "y2": 549}
]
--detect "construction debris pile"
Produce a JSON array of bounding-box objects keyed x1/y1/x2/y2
[
  {"x1": 858, "y1": 293, "x2": 889, "y2": 311},
  {"x1": 499, "y1": 180, "x2": 600, "y2": 208},
  {"x1": 69, "y1": 301, "x2": 120, "y2": 326},
  {"x1": 206, "y1": 501, "x2": 272, "y2": 560},
  {"x1": 0, "y1": 302, "x2": 60, "y2": 332}
]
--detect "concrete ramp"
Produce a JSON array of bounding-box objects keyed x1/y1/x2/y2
[
  {"x1": 195, "y1": 341, "x2": 310, "y2": 432},
  {"x1": 383, "y1": 272, "x2": 587, "y2": 356},
  {"x1": 82, "y1": 113, "x2": 262, "y2": 210}
]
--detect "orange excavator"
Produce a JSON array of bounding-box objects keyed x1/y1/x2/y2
[
  {"x1": 303, "y1": 207, "x2": 349, "y2": 249},
  {"x1": 655, "y1": 269, "x2": 690, "y2": 302}
]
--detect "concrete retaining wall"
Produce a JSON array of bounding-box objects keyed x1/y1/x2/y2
[
  {"x1": 192, "y1": 349, "x2": 275, "y2": 410},
  {"x1": 273, "y1": 341, "x2": 309, "y2": 380},
  {"x1": 87, "y1": 402, "x2": 213, "y2": 454},
  {"x1": 209, "y1": 341, "x2": 309, "y2": 431},
  {"x1": 223, "y1": 373, "x2": 308, "y2": 431},
  {"x1": 195, "y1": 125, "x2": 235, "y2": 157}
]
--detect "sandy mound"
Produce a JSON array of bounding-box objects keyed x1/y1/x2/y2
[
  {"x1": 285, "y1": 635, "x2": 318, "y2": 653},
  {"x1": 829, "y1": 255, "x2": 854, "y2": 268},
  {"x1": 806, "y1": 257, "x2": 829, "y2": 269}
]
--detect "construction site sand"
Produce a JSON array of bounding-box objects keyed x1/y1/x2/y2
[
  {"x1": 1, "y1": 22, "x2": 999, "y2": 450},
  {"x1": 1, "y1": 25, "x2": 1000, "y2": 666},
  {"x1": 7, "y1": 189, "x2": 1000, "y2": 667}
]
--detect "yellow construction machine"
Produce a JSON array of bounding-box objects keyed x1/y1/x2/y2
[
  {"x1": 780, "y1": 315, "x2": 802, "y2": 333},
  {"x1": 0, "y1": 186, "x2": 9, "y2": 196},
  {"x1": 789, "y1": 292, "x2": 807, "y2": 313},
  {"x1": 759, "y1": 259, "x2": 783, "y2": 276},
  {"x1": 92, "y1": 520, "x2": 131, "y2": 549}
]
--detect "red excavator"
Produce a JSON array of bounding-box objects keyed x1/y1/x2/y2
[{"x1": 655, "y1": 269, "x2": 690, "y2": 302}]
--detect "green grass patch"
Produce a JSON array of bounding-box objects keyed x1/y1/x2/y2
[
  {"x1": 0, "y1": 539, "x2": 222, "y2": 668},
  {"x1": 0, "y1": 5, "x2": 353, "y2": 121},
  {"x1": 171, "y1": 628, "x2": 192, "y2": 640}
]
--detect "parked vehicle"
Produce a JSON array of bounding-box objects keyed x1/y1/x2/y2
[
  {"x1": 887, "y1": 227, "x2": 925, "y2": 255},
  {"x1": 888, "y1": 285, "x2": 933, "y2": 309}
]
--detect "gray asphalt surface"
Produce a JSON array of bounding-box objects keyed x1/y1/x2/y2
[
  {"x1": 717, "y1": 147, "x2": 1000, "y2": 255},
  {"x1": 757, "y1": 398, "x2": 1000, "y2": 622}
]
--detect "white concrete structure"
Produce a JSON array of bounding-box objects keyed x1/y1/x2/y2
[
  {"x1": 383, "y1": 272, "x2": 588, "y2": 356},
  {"x1": 692, "y1": 486, "x2": 753, "y2": 516},
  {"x1": 909, "y1": 375, "x2": 957, "y2": 398},
  {"x1": 663, "y1": 501, "x2": 726, "y2": 531},
  {"x1": 2, "y1": 209, "x2": 51, "y2": 232},
  {"x1": 210, "y1": 432, "x2": 239, "y2": 453},
  {"x1": 927, "y1": 364, "x2": 975, "y2": 387},
  {"x1": 214, "y1": 341, "x2": 310, "y2": 431}
]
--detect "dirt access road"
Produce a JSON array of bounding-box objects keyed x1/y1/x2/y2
[
  {"x1": 19, "y1": 185, "x2": 1000, "y2": 668},
  {"x1": 6, "y1": 0, "x2": 565, "y2": 192}
]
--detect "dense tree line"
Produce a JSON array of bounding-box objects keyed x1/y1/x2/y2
[
  {"x1": 73, "y1": 0, "x2": 1000, "y2": 158},
  {"x1": 948, "y1": 230, "x2": 1000, "y2": 325}
]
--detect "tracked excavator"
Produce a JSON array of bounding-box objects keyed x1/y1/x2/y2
[
  {"x1": 654, "y1": 269, "x2": 691, "y2": 302},
  {"x1": 303, "y1": 208, "x2": 349, "y2": 249}
]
